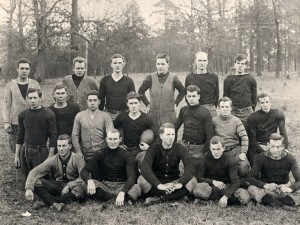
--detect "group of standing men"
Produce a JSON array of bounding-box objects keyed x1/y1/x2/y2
[{"x1": 3, "y1": 51, "x2": 300, "y2": 211}]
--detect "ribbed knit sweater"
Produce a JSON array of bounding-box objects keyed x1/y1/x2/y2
[{"x1": 213, "y1": 114, "x2": 248, "y2": 153}]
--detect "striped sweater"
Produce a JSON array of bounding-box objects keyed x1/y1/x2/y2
[{"x1": 213, "y1": 114, "x2": 248, "y2": 153}]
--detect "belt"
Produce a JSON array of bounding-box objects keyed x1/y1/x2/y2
[
  {"x1": 25, "y1": 144, "x2": 47, "y2": 149},
  {"x1": 232, "y1": 106, "x2": 252, "y2": 112},
  {"x1": 183, "y1": 139, "x2": 203, "y2": 145}
]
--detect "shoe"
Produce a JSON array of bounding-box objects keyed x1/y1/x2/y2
[
  {"x1": 277, "y1": 195, "x2": 295, "y2": 206},
  {"x1": 261, "y1": 194, "x2": 275, "y2": 205},
  {"x1": 145, "y1": 197, "x2": 161, "y2": 205},
  {"x1": 33, "y1": 200, "x2": 46, "y2": 210},
  {"x1": 51, "y1": 202, "x2": 65, "y2": 212}
]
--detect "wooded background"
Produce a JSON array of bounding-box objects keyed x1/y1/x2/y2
[{"x1": 0, "y1": 0, "x2": 300, "y2": 82}]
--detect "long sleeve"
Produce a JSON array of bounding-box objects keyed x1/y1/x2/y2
[
  {"x1": 223, "y1": 77, "x2": 229, "y2": 98},
  {"x1": 251, "y1": 78, "x2": 257, "y2": 110},
  {"x1": 173, "y1": 75, "x2": 185, "y2": 106},
  {"x1": 122, "y1": 152, "x2": 136, "y2": 193},
  {"x1": 178, "y1": 146, "x2": 194, "y2": 185},
  {"x1": 174, "y1": 109, "x2": 183, "y2": 133},
  {"x1": 47, "y1": 114, "x2": 57, "y2": 148},
  {"x1": 196, "y1": 161, "x2": 214, "y2": 185},
  {"x1": 277, "y1": 111, "x2": 289, "y2": 149},
  {"x1": 104, "y1": 113, "x2": 114, "y2": 134},
  {"x1": 246, "y1": 156, "x2": 266, "y2": 188},
  {"x1": 203, "y1": 113, "x2": 214, "y2": 151},
  {"x1": 290, "y1": 156, "x2": 300, "y2": 192},
  {"x1": 3, "y1": 83, "x2": 12, "y2": 123},
  {"x1": 16, "y1": 111, "x2": 26, "y2": 145},
  {"x1": 72, "y1": 114, "x2": 81, "y2": 153},
  {"x1": 214, "y1": 76, "x2": 219, "y2": 107},
  {"x1": 223, "y1": 159, "x2": 240, "y2": 198},
  {"x1": 141, "y1": 147, "x2": 162, "y2": 187},
  {"x1": 245, "y1": 118, "x2": 265, "y2": 154},
  {"x1": 237, "y1": 121, "x2": 249, "y2": 153},
  {"x1": 98, "y1": 79, "x2": 106, "y2": 110},
  {"x1": 138, "y1": 76, "x2": 152, "y2": 106},
  {"x1": 25, "y1": 157, "x2": 55, "y2": 190}
]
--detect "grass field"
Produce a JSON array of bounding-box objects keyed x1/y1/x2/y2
[{"x1": 1, "y1": 72, "x2": 300, "y2": 225}]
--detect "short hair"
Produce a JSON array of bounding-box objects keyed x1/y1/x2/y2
[
  {"x1": 210, "y1": 136, "x2": 225, "y2": 147},
  {"x1": 218, "y1": 97, "x2": 232, "y2": 107},
  {"x1": 159, "y1": 123, "x2": 175, "y2": 134},
  {"x1": 57, "y1": 134, "x2": 72, "y2": 144},
  {"x1": 257, "y1": 93, "x2": 270, "y2": 102},
  {"x1": 72, "y1": 57, "x2": 86, "y2": 67},
  {"x1": 194, "y1": 51, "x2": 208, "y2": 60},
  {"x1": 269, "y1": 133, "x2": 284, "y2": 144},
  {"x1": 86, "y1": 90, "x2": 99, "y2": 99},
  {"x1": 27, "y1": 88, "x2": 42, "y2": 98},
  {"x1": 126, "y1": 92, "x2": 141, "y2": 102},
  {"x1": 53, "y1": 82, "x2": 68, "y2": 93},
  {"x1": 17, "y1": 58, "x2": 31, "y2": 68},
  {"x1": 107, "y1": 128, "x2": 121, "y2": 137},
  {"x1": 186, "y1": 85, "x2": 200, "y2": 95},
  {"x1": 156, "y1": 53, "x2": 170, "y2": 64},
  {"x1": 234, "y1": 54, "x2": 248, "y2": 64},
  {"x1": 111, "y1": 54, "x2": 125, "y2": 63}
]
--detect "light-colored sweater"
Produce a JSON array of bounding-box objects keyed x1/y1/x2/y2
[
  {"x1": 62, "y1": 75, "x2": 98, "y2": 111},
  {"x1": 3, "y1": 78, "x2": 40, "y2": 125},
  {"x1": 213, "y1": 114, "x2": 249, "y2": 153},
  {"x1": 25, "y1": 152, "x2": 85, "y2": 191},
  {"x1": 72, "y1": 109, "x2": 113, "y2": 160}
]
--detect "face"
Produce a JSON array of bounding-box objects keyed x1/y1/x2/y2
[
  {"x1": 17, "y1": 63, "x2": 31, "y2": 79},
  {"x1": 160, "y1": 128, "x2": 175, "y2": 148},
  {"x1": 111, "y1": 57, "x2": 125, "y2": 73},
  {"x1": 219, "y1": 101, "x2": 232, "y2": 117},
  {"x1": 106, "y1": 131, "x2": 122, "y2": 149},
  {"x1": 234, "y1": 59, "x2": 247, "y2": 74},
  {"x1": 53, "y1": 88, "x2": 67, "y2": 103},
  {"x1": 28, "y1": 92, "x2": 42, "y2": 109},
  {"x1": 73, "y1": 62, "x2": 86, "y2": 77},
  {"x1": 259, "y1": 97, "x2": 271, "y2": 113},
  {"x1": 57, "y1": 139, "x2": 72, "y2": 158},
  {"x1": 87, "y1": 95, "x2": 99, "y2": 111},
  {"x1": 186, "y1": 91, "x2": 200, "y2": 106},
  {"x1": 156, "y1": 58, "x2": 169, "y2": 74},
  {"x1": 268, "y1": 139, "x2": 284, "y2": 160},
  {"x1": 127, "y1": 98, "x2": 140, "y2": 113},
  {"x1": 194, "y1": 53, "x2": 208, "y2": 71},
  {"x1": 210, "y1": 143, "x2": 225, "y2": 159}
]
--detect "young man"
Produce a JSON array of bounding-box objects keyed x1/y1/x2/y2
[
  {"x1": 3, "y1": 58, "x2": 40, "y2": 154},
  {"x1": 14, "y1": 88, "x2": 57, "y2": 188},
  {"x1": 213, "y1": 97, "x2": 250, "y2": 179},
  {"x1": 24, "y1": 134, "x2": 86, "y2": 211},
  {"x1": 139, "y1": 123, "x2": 195, "y2": 205},
  {"x1": 138, "y1": 54, "x2": 185, "y2": 133},
  {"x1": 223, "y1": 54, "x2": 257, "y2": 122},
  {"x1": 114, "y1": 92, "x2": 155, "y2": 161},
  {"x1": 80, "y1": 129, "x2": 141, "y2": 206},
  {"x1": 48, "y1": 83, "x2": 80, "y2": 137},
  {"x1": 193, "y1": 136, "x2": 250, "y2": 207},
  {"x1": 185, "y1": 51, "x2": 219, "y2": 117},
  {"x1": 72, "y1": 90, "x2": 113, "y2": 161},
  {"x1": 247, "y1": 133, "x2": 300, "y2": 207},
  {"x1": 175, "y1": 85, "x2": 214, "y2": 163},
  {"x1": 246, "y1": 93, "x2": 289, "y2": 165},
  {"x1": 98, "y1": 54, "x2": 135, "y2": 120},
  {"x1": 62, "y1": 57, "x2": 98, "y2": 111}
]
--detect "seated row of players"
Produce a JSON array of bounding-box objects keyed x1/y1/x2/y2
[{"x1": 24, "y1": 126, "x2": 300, "y2": 212}]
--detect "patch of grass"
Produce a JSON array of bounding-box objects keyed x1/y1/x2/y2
[{"x1": 1, "y1": 73, "x2": 300, "y2": 224}]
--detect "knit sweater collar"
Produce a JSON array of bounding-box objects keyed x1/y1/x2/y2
[{"x1": 219, "y1": 114, "x2": 233, "y2": 121}]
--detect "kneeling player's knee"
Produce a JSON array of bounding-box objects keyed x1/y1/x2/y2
[
  {"x1": 137, "y1": 176, "x2": 152, "y2": 194},
  {"x1": 185, "y1": 177, "x2": 197, "y2": 192},
  {"x1": 127, "y1": 184, "x2": 142, "y2": 200},
  {"x1": 193, "y1": 183, "x2": 212, "y2": 200}
]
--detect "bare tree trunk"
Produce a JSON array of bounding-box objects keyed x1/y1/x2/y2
[
  {"x1": 255, "y1": 0, "x2": 262, "y2": 76},
  {"x1": 17, "y1": 0, "x2": 25, "y2": 55},
  {"x1": 272, "y1": 0, "x2": 281, "y2": 78},
  {"x1": 70, "y1": 0, "x2": 79, "y2": 70}
]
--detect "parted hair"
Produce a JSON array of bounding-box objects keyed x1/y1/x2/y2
[
  {"x1": 86, "y1": 90, "x2": 99, "y2": 99},
  {"x1": 27, "y1": 88, "x2": 42, "y2": 98},
  {"x1": 186, "y1": 85, "x2": 200, "y2": 95},
  {"x1": 17, "y1": 58, "x2": 31, "y2": 68},
  {"x1": 111, "y1": 54, "x2": 126, "y2": 63},
  {"x1": 218, "y1": 97, "x2": 233, "y2": 107},
  {"x1": 257, "y1": 93, "x2": 270, "y2": 102},
  {"x1": 210, "y1": 136, "x2": 225, "y2": 147},
  {"x1": 234, "y1": 54, "x2": 248, "y2": 64},
  {"x1": 156, "y1": 53, "x2": 170, "y2": 64},
  {"x1": 57, "y1": 134, "x2": 72, "y2": 144},
  {"x1": 159, "y1": 123, "x2": 175, "y2": 134},
  {"x1": 126, "y1": 92, "x2": 141, "y2": 102},
  {"x1": 107, "y1": 128, "x2": 121, "y2": 137},
  {"x1": 72, "y1": 57, "x2": 86, "y2": 67},
  {"x1": 53, "y1": 82, "x2": 68, "y2": 93},
  {"x1": 269, "y1": 133, "x2": 284, "y2": 144}
]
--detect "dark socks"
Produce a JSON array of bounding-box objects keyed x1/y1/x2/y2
[
  {"x1": 35, "y1": 186, "x2": 58, "y2": 206},
  {"x1": 56, "y1": 192, "x2": 77, "y2": 203},
  {"x1": 161, "y1": 188, "x2": 189, "y2": 202},
  {"x1": 94, "y1": 188, "x2": 114, "y2": 201}
]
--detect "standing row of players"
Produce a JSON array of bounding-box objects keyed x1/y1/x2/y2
[{"x1": 3, "y1": 52, "x2": 298, "y2": 211}]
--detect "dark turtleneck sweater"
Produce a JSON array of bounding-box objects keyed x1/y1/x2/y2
[{"x1": 175, "y1": 103, "x2": 214, "y2": 151}]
